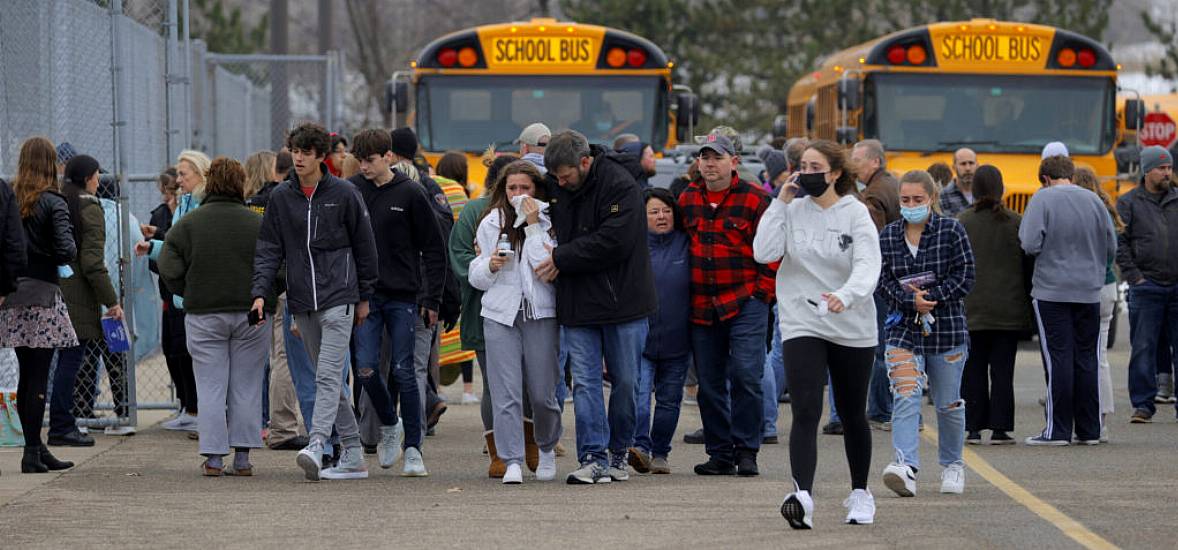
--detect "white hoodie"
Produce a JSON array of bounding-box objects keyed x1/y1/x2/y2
[
  {"x1": 469, "y1": 207, "x2": 557, "y2": 326},
  {"x1": 753, "y1": 194, "x2": 881, "y2": 348}
]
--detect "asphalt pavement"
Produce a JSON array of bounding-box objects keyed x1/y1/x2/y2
[{"x1": 1, "y1": 318, "x2": 1175, "y2": 549}]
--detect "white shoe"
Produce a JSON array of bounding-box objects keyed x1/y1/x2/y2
[
  {"x1": 536, "y1": 450, "x2": 557, "y2": 481},
  {"x1": 161, "y1": 413, "x2": 197, "y2": 431},
  {"x1": 1099, "y1": 424, "x2": 1109, "y2": 443},
  {"x1": 377, "y1": 420, "x2": 404, "y2": 469},
  {"x1": 503, "y1": 463, "x2": 523, "y2": 484},
  {"x1": 940, "y1": 464, "x2": 965, "y2": 494},
  {"x1": 104, "y1": 426, "x2": 137, "y2": 436},
  {"x1": 883, "y1": 462, "x2": 917, "y2": 497},
  {"x1": 780, "y1": 487, "x2": 814, "y2": 529},
  {"x1": 296, "y1": 440, "x2": 324, "y2": 482},
  {"x1": 78, "y1": 426, "x2": 89, "y2": 435},
  {"x1": 843, "y1": 488, "x2": 875, "y2": 525},
  {"x1": 321, "y1": 446, "x2": 369, "y2": 480},
  {"x1": 401, "y1": 447, "x2": 428, "y2": 477},
  {"x1": 462, "y1": 393, "x2": 480, "y2": 404}
]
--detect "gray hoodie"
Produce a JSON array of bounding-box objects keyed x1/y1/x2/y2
[{"x1": 1018, "y1": 183, "x2": 1116, "y2": 304}]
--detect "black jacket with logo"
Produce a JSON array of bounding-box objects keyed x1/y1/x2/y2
[
  {"x1": 549, "y1": 145, "x2": 656, "y2": 326},
  {"x1": 251, "y1": 165, "x2": 378, "y2": 314},
  {"x1": 1117, "y1": 185, "x2": 1178, "y2": 285},
  {"x1": 351, "y1": 171, "x2": 446, "y2": 309}
]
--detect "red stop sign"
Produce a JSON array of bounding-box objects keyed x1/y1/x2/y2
[{"x1": 1141, "y1": 112, "x2": 1177, "y2": 148}]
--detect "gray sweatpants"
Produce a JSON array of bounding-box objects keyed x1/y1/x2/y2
[
  {"x1": 483, "y1": 312, "x2": 562, "y2": 466},
  {"x1": 293, "y1": 304, "x2": 360, "y2": 449},
  {"x1": 414, "y1": 316, "x2": 436, "y2": 438},
  {"x1": 185, "y1": 312, "x2": 272, "y2": 456},
  {"x1": 477, "y1": 349, "x2": 534, "y2": 432}
]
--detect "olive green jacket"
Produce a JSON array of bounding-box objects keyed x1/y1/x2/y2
[{"x1": 60, "y1": 196, "x2": 118, "y2": 341}]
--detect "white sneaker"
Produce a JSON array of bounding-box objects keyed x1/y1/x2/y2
[
  {"x1": 780, "y1": 488, "x2": 814, "y2": 529},
  {"x1": 843, "y1": 488, "x2": 875, "y2": 524},
  {"x1": 536, "y1": 449, "x2": 557, "y2": 481},
  {"x1": 883, "y1": 462, "x2": 917, "y2": 497},
  {"x1": 503, "y1": 463, "x2": 523, "y2": 484},
  {"x1": 377, "y1": 420, "x2": 404, "y2": 469},
  {"x1": 161, "y1": 413, "x2": 197, "y2": 431},
  {"x1": 940, "y1": 464, "x2": 965, "y2": 494},
  {"x1": 296, "y1": 440, "x2": 324, "y2": 482},
  {"x1": 401, "y1": 447, "x2": 428, "y2": 477},
  {"x1": 321, "y1": 446, "x2": 369, "y2": 480},
  {"x1": 104, "y1": 426, "x2": 137, "y2": 436},
  {"x1": 1099, "y1": 424, "x2": 1109, "y2": 443},
  {"x1": 462, "y1": 393, "x2": 480, "y2": 404}
]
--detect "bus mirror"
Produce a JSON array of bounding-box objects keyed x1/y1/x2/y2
[
  {"x1": 838, "y1": 78, "x2": 860, "y2": 111},
  {"x1": 383, "y1": 81, "x2": 395, "y2": 114},
  {"x1": 1124, "y1": 99, "x2": 1145, "y2": 130},
  {"x1": 836, "y1": 127, "x2": 858, "y2": 145},
  {"x1": 676, "y1": 93, "x2": 700, "y2": 141},
  {"x1": 394, "y1": 82, "x2": 410, "y2": 114},
  {"x1": 772, "y1": 115, "x2": 788, "y2": 138}
]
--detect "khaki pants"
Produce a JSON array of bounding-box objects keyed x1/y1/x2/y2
[{"x1": 268, "y1": 294, "x2": 305, "y2": 444}]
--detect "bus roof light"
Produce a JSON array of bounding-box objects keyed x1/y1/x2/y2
[
  {"x1": 906, "y1": 45, "x2": 927, "y2": 65},
  {"x1": 1057, "y1": 47, "x2": 1076, "y2": 68},
  {"x1": 606, "y1": 47, "x2": 626, "y2": 68},
  {"x1": 627, "y1": 48, "x2": 647, "y2": 67},
  {"x1": 1077, "y1": 48, "x2": 1096, "y2": 68},
  {"x1": 437, "y1": 47, "x2": 457, "y2": 68},
  {"x1": 887, "y1": 46, "x2": 906, "y2": 65},
  {"x1": 457, "y1": 47, "x2": 478, "y2": 67}
]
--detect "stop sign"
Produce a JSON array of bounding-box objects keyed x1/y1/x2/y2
[{"x1": 1141, "y1": 112, "x2": 1177, "y2": 148}]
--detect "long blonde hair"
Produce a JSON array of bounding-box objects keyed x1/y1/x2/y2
[
  {"x1": 243, "y1": 150, "x2": 276, "y2": 198},
  {"x1": 392, "y1": 158, "x2": 420, "y2": 183},
  {"x1": 177, "y1": 149, "x2": 211, "y2": 199},
  {"x1": 13, "y1": 136, "x2": 59, "y2": 218},
  {"x1": 1074, "y1": 167, "x2": 1124, "y2": 232}
]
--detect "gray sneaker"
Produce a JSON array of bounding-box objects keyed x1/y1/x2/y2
[
  {"x1": 377, "y1": 420, "x2": 404, "y2": 469},
  {"x1": 609, "y1": 451, "x2": 630, "y2": 481},
  {"x1": 321, "y1": 446, "x2": 369, "y2": 480},
  {"x1": 1157, "y1": 373, "x2": 1176, "y2": 403},
  {"x1": 296, "y1": 439, "x2": 324, "y2": 481},
  {"x1": 566, "y1": 462, "x2": 611, "y2": 484},
  {"x1": 401, "y1": 446, "x2": 428, "y2": 477}
]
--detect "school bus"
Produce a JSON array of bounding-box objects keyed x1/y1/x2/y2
[
  {"x1": 386, "y1": 18, "x2": 697, "y2": 195},
  {"x1": 786, "y1": 19, "x2": 1133, "y2": 211}
]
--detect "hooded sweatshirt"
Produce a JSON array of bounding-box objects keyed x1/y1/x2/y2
[{"x1": 753, "y1": 194, "x2": 881, "y2": 348}]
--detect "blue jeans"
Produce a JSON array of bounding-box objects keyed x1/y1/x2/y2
[
  {"x1": 634, "y1": 355, "x2": 690, "y2": 458},
  {"x1": 555, "y1": 327, "x2": 571, "y2": 407},
  {"x1": 352, "y1": 297, "x2": 422, "y2": 449},
  {"x1": 867, "y1": 294, "x2": 893, "y2": 422},
  {"x1": 1127, "y1": 280, "x2": 1178, "y2": 415},
  {"x1": 691, "y1": 298, "x2": 769, "y2": 462},
  {"x1": 763, "y1": 311, "x2": 785, "y2": 437},
  {"x1": 827, "y1": 377, "x2": 841, "y2": 424},
  {"x1": 888, "y1": 344, "x2": 968, "y2": 469},
  {"x1": 565, "y1": 318, "x2": 649, "y2": 467},
  {"x1": 285, "y1": 305, "x2": 348, "y2": 441},
  {"x1": 49, "y1": 344, "x2": 86, "y2": 436}
]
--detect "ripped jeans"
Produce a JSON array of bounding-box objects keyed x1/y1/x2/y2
[{"x1": 887, "y1": 344, "x2": 967, "y2": 470}]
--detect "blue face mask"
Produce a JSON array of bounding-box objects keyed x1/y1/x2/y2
[{"x1": 901, "y1": 203, "x2": 930, "y2": 224}]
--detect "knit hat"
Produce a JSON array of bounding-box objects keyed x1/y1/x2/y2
[
  {"x1": 1141, "y1": 145, "x2": 1174, "y2": 177},
  {"x1": 390, "y1": 127, "x2": 418, "y2": 159},
  {"x1": 618, "y1": 140, "x2": 647, "y2": 157},
  {"x1": 756, "y1": 145, "x2": 787, "y2": 184},
  {"x1": 1041, "y1": 141, "x2": 1069, "y2": 159}
]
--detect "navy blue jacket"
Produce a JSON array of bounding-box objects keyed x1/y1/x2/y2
[{"x1": 643, "y1": 229, "x2": 690, "y2": 361}]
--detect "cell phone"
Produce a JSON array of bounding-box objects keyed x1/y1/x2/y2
[{"x1": 248, "y1": 308, "x2": 264, "y2": 326}]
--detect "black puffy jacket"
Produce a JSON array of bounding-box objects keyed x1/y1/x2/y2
[
  {"x1": 20, "y1": 190, "x2": 76, "y2": 285},
  {"x1": 0, "y1": 179, "x2": 27, "y2": 296},
  {"x1": 549, "y1": 145, "x2": 656, "y2": 326}
]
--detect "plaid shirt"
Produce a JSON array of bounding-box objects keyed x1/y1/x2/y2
[
  {"x1": 878, "y1": 213, "x2": 976, "y2": 354},
  {"x1": 939, "y1": 181, "x2": 971, "y2": 218},
  {"x1": 679, "y1": 176, "x2": 775, "y2": 325}
]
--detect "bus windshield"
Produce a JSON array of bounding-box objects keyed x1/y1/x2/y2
[
  {"x1": 866, "y1": 73, "x2": 1115, "y2": 155},
  {"x1": 417, "y1": 75, "x2": 664, "y2": 152}
]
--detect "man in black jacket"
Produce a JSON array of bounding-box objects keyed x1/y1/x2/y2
[
  {"x1": 251, "y1": 123, "x2": 379, "y2": 482},
  {"x1": 348, "y1": 128, "x2": 445, "y2": 476},
  {"x1": 536, "y1": 130, "x2": 656, "y2": 484},
  {"x1": 0, "y1": 178, "x2": 27, "y2": 305}
]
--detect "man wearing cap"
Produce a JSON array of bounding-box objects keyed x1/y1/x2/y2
[
  {"x1": 678, "y1": 133, "x2": 774, "y2": 476},
  {"x1": 1117, "y1": 145, "x2": 1178, "y2": 423},
  {"x1": 516, "y1": 123, "x2": 551, "y2": 173}
]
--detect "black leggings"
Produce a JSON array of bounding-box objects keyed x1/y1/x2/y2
[
  {"x1": 782, "y1": 337, "x2": 875, "y2": 492},
  {"x1": 15, "y1": 347, "x2": 55, "y2": 447}
]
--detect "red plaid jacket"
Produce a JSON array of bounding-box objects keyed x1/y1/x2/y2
[{"x1": 678, "y1": 175, "x2": 776, "y2": 325}]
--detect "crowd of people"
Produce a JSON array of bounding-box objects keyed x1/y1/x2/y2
[{"x1": 1, "y1": 118, "x2": 1175, "y2": 530}]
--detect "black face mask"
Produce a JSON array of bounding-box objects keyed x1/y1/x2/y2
[{"x1": 798, "y1": 172, "x2": 830, "y2": 197}]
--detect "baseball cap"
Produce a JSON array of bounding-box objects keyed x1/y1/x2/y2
[
  {"x1": 698, "y1": 133, "x2": 735, "y2": 156},
  {"x1": 515, "y1": 123, "x2": 551, "y2": 146}
]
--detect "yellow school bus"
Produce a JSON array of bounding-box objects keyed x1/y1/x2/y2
[
  {"x1": 386, "y1": 18, "x2": 696, "y2": 196},
  {"x1": 786, "y1": 19, "x2": 1131, "y2": 211}
]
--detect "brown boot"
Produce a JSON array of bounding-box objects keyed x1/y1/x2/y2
[
  {"x1": 523, "y1": 419, "x2": 540, "y2": 472},
  {"x1": 485, "y1": 431, "x2": 506, "y2": 478}
]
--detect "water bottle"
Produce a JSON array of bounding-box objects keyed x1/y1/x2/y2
[{"x1": 496, "y1": 233, "x2": 513, "y2": 271}]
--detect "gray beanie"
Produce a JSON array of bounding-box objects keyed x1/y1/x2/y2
[
  {"x1": 1141, "y1": 145, "x2": 1174, "y2": 179},
  {"x1": 756, "y1": 145, "x2": 788, "y2": 184}
]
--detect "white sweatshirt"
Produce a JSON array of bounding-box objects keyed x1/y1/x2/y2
[
  {"x1": 753, "y1": 195, "x2": 881, "y2": 348},
  {"x1": 469, "y1": 208, "x2": 557, "y2": 326}
]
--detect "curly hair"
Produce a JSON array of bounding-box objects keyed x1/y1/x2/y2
[
  {"x1": 286, "y1": 123, "x2": 331, "y2": 159},
  {"x1": 204, "y1": 157, "x2": 246, "y2": 199}
]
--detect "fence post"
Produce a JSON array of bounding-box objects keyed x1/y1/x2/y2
[
  {"x1": 108, "y1": 0, "x2": 137, "y2": 428},
  {"x1": 165, "y1": 0, "x2": 180, "y2": 160}
]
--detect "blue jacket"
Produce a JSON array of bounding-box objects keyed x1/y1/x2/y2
[{"x1": 643, "y1": 229, "x2": 690, "y2": 361}]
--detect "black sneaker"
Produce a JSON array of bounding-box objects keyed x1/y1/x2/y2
[
  {"x1": 47, "y1": 429, "x2": 95, "y2": 447},
  {"x1": 762, "y1": 435, "x2": 779, "y2": 445},
  {"x1": 694, "y1": 458, "x2": 736, "y2": 476},
  {"x1": 683, "y1": 428, "x2": 705, "y2": 444},
  {"x1": 778, "y1": 392, "x2": 791, "y2": 404},
  {"x1": 736, "y1": 455, "x2": 759, "y2": 477},
  {"x1": 990, "y1": 431, "x2": 1015, "y2": 445},
  {"x1": 966, "y1": 431, "x2": 982, "y2": 445},
  {"x1": 822, "y1": 421, "x2": 844, "y2": 435}
]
